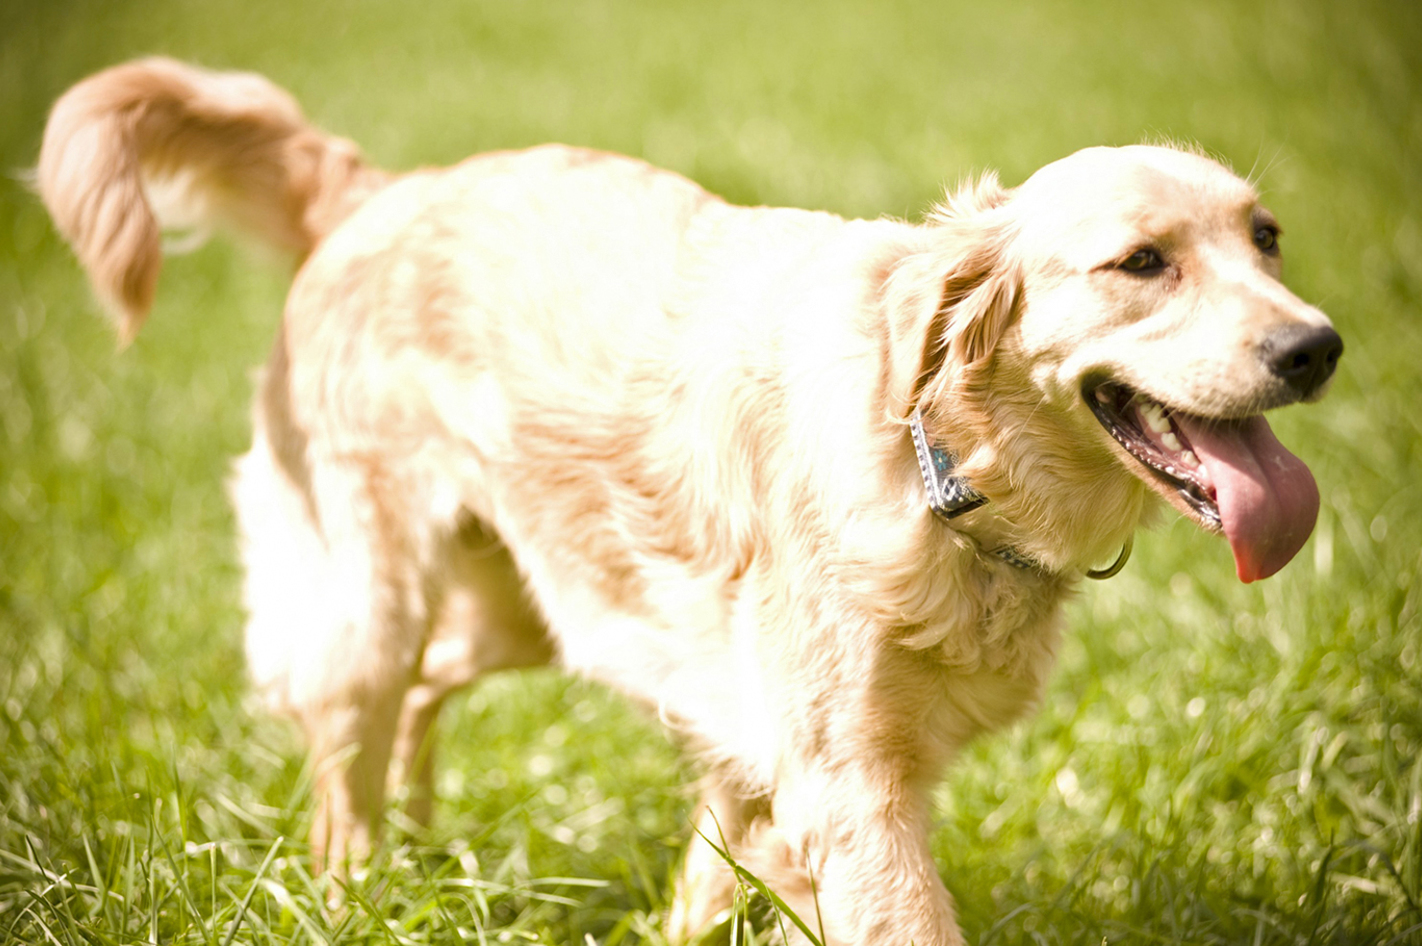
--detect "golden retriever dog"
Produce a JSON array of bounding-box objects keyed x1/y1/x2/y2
[{"x1": 38, "y1": 58, "x2": 1341, "y2": 944}]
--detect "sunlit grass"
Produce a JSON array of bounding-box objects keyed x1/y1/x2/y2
[{"x1": 2, "y1": 0, "x2": 1420, "y2": 942}]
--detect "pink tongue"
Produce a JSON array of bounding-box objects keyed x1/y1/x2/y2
[{"x1": 1173, "y1": 414, "x2": 1320, "y2": 583}]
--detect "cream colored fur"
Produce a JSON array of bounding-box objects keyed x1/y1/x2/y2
[{"x1": 39, "y1": 59, "x2": 1335, "y2": 945}]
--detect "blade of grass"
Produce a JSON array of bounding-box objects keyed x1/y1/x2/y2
[
  {"x1": 693, "y1": 818, "x2": 822, "y2": 946},
  {"x1": 220, "y1": 835, "x2": 283, "y2": 946}
]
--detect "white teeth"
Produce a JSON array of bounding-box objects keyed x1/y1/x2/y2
[
  {"x1": 1161, "y1": 431, "x2": 1182, "y2": 451},
  {"x1": 1096, "y1": 388, "x2": 1111, "y2": 404},
  {"x1": 1139, "y1": 399, "x2": 1172, "y2": 434},
  {"x1": 1181, "y1": 450, "x2": 1199, "y2": 467}
]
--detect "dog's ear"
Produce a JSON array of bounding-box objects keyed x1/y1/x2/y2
[
  {"x1": 938, "y1": 244, "x2": 1018, "y2": 369},
  {"x1": 883, "y1": 173, "x2": 1017, "y2": 406}
]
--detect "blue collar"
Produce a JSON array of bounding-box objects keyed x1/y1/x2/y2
[
  {"x1": 909, "y1": 405, "x2": 1037, "y2": 571},
  {"x1": 909, "y1": 405, "x2": 987, "y2": 520},
  {"x1": 908, "y1": 406, "x2": 1132, "y2": 579}
]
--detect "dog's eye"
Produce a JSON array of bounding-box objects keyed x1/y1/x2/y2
[
  {"x1": 1119, "y1": 248, "x2": 1165, "y2": 273},
  {"x1": 1254, "y1": 225, "x2": 1279, "y2": 253}
]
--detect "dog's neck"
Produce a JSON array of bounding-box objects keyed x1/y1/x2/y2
[
  {"x1": 909, "y1": 405, "x2": 1039, "y2": 571},
  {"x1": 908, "y1": 404, "x2": 1136, "y2": 580}
]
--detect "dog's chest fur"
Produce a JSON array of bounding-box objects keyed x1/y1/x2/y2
[{"x1": 456, "y1": 407, "x2": 1072, "y2": 786}]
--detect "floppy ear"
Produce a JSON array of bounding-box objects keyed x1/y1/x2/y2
[
  {"x1": 882, "y1": 173, "x2": 1017, "y2": 406},
  {"x1": 941, "y1": 258, "x2": 1019, "y2": 367},
  {"x1": 938, "y1": 247, "x2": 1018, "y2": 369}
]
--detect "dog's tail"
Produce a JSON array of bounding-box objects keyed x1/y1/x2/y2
[{"x1": 38, "y1": 57, "x2": 391, "y2": 343}]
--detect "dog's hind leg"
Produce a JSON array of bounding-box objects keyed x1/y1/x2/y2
[
  {"x1": 386, "y1": 678, "x2": 448, "y2": 832},
  {"x1": 387, "y1": 520, "x2": 552, "y2": 828},
  {"x1": 302, "y1": 457, "x2": 438, "y2": 876},
  {"x1": 234, "y1": 428, "x2": 435, "y2": 875}
]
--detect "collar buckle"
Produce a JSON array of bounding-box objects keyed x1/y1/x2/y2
[
  {"x1": 911, "y1": 406, "x2": 1039, "y2": 573},
  {"x1": 909, "y1": 406, "x2": 987, "y2": 521}
]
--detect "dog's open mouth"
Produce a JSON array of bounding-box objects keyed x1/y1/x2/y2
[
  {"x1": 1085, "y1": 381, "x2": 1320, "y2": 583},
  {"x1": 1087, "y1": 382, "x2": 1221, "y2": 529}
]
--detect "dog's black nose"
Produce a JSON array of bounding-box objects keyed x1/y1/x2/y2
[{"x1": 1261, "y1": 324, "x2": 1343, "y2": 398}]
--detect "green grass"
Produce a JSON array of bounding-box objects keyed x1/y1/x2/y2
[{"x1": 2, "y1": 0, "x2": 1420, "y2": 942}]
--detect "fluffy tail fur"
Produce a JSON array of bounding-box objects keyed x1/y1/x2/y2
[{"x1": 37, "y1": 57, "x2": 391, "y2": 342}]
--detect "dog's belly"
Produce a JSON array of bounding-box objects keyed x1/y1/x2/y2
[{"x1": 476, "y1": 508, "x2": 780, "y2": 780}]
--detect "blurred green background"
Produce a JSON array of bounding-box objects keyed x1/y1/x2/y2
[{"x1": 2, "y1": 0, "x2": 1419, "y2": 943}]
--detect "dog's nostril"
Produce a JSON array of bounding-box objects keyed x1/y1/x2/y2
[{"x1": 1261, "y1": 324, "x2": 1343, "y2": 398}]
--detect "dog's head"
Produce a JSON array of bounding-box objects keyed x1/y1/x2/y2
[{"x1": 904, "y1": 145, "x2": 1340, "y2": 582}]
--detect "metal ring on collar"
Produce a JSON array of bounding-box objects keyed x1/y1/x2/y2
[{"x1": 1085, "y1": 534, "x2": 1134, "y2": 581}]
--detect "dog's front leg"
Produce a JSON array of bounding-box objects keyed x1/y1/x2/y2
[
  {"x1": 739, "y1": 763, "x2": 963, "y2": 946},
  {"x1": 668, "y1": 772, "x2": 771, "y2": 941}
]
